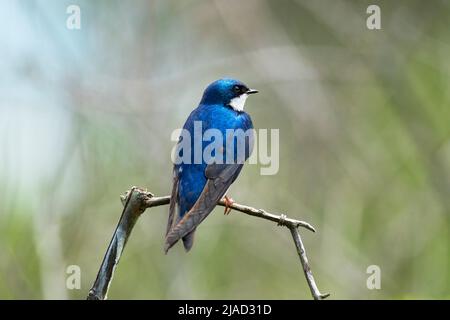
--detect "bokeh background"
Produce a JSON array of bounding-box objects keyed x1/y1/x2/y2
[{"x1": 1, "y1": 0, "x2": 449, "y2": 299}]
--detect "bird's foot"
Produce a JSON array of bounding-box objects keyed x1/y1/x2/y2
[{"x1": 223, "y1": 195, "x2": 234, "y2": 215}]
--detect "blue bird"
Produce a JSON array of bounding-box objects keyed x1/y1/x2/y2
[{"x1": 165, "y1": 78, "x2": 258, "y2": 253}]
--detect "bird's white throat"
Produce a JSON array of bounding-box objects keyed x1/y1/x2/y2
[{"x1": 229, "y1": 93, "x2": 248, "y2": 112}]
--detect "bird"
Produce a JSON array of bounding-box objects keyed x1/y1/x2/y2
[{"x1": 164, "y1": 78, "x2": 258, "y2": 253}]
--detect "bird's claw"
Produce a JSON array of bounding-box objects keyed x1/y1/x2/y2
[{"x1": 223, "y1": 195, "x2": 234, "y2": 215}]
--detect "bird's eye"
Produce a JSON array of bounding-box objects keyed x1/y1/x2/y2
[{"x1": 233, "y1": 85, "x2": 240, "y2": 93}]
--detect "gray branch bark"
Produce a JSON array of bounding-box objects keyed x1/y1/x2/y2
[{"x1": 87, "y1": 186, "x2": 329, "y2": 300}]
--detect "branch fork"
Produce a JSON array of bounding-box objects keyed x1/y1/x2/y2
[{"x1": 87, "y1": 187, "x2": 329, "y2": 300}]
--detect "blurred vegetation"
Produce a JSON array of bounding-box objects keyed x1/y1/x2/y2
[{"x1": 0, "y1": 0, "x2": 449, "y2": 299}]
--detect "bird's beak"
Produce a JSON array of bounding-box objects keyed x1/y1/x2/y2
[{"x1": 246, "y1": 89, "x2": 258, "y2": 95}]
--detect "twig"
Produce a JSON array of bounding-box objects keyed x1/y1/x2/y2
[
  {"x1": 143, "y1": 195, "x2": 316, "y2": 233},
  {"x1": 87, "y1": 187, "x2": 329, "y2": 300},
  {"x1": 289, "y1": 227, "x2": 330, "y2": 300}
]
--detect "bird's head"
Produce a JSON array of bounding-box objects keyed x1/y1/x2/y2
[{"x1": 200, "y1": 78, "x2": 258, "y2": 112}]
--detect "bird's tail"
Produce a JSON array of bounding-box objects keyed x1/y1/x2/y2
[
  {"x1": 164, "y1": 229, "x2": 195, "y2": 253},
  {"x1": 182, "y1": 229, "x2": 195, "y2": 252}
]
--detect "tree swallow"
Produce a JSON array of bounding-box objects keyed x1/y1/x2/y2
[{"x1": 165, "y1": 78, "x2": 258, "y2": 253}]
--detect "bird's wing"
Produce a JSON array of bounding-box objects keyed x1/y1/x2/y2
[
  {"x1": 164, "y1": 163, "x2": 243, "y2": 253},
  {"x1": 165, "y1": 167, "x2": 179, "y2": 236}
]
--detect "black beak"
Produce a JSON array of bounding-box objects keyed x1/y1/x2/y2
[{"x1": 246, "y1": 89, "x2": 258, "y2": 95}]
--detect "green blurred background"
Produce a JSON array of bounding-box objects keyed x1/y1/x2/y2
[{"x1": 1, "y1": 0, "x2": 449, "y2": 299}]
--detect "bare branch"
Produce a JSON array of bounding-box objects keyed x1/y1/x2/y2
[
  {"x1": 142, "y1": 195, "x2": 316, "y2": 233},
  {"x1": 87, "y1": 187, "x2": 153, "y2": 300},
  {"x1": 87, "y1": 187, "x2": 329, "y2": 300},
  {"x1": 289, "y1": 226, "x2": 330, "y2": 300}
]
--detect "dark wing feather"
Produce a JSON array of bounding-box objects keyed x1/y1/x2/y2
[
  {"x1": 165, "y1": 167, "x2": 196, "y2": 252},
  {"x1": 165, "y1": 168, "x2": 179, "y2": 236},
  {"x1": 164, "y1": 163, "x2": 243, "y2": 253}
]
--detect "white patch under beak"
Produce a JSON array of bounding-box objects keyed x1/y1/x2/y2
[{"x1": 229, "y1": 93, "x2": 248, "y2": 112}]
